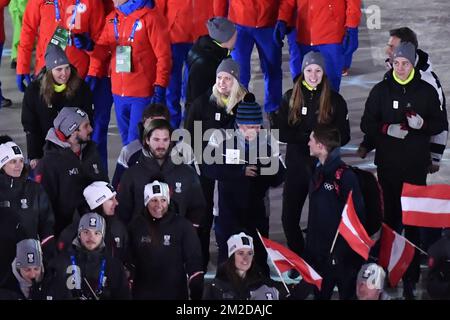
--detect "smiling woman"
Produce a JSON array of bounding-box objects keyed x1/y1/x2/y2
[
  {"x1": 203, "y1": 232, "x2": 285, "y2": 300},
  {"x1": 21, "y1": 44, "x2": 94, "y2": 166}
]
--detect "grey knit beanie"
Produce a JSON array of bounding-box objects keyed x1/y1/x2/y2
[
  {"x1": 216, "y1": 58, "x2": 240, "y2": 80},
  {"x1": 301, "y1": 51, "x2": 325, "y2": 72},
  {"x1": 45, "y1": 44, "x2": 70, "y2": 70},
  {"x1": 207, "y1": 17, "x2": 236, "y2": 43}
]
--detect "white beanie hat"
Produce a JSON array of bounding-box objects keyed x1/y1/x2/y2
[
  {"x1": 0, "y1": 142, "x2": 24, "y2": 169},
  {"x1": 144, "y1": 180, "x2": 170, "y2": 206},
  {"x1": 227, "y1": 232, "x2": 254, "y2": 257},
  {"x1": 357, "y1": 263, "x2": 386, "y2": 290},
  {"x1": 83, "y1": 181, "x2": 116, "y2": 210}
]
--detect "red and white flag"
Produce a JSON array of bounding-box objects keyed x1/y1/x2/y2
[
  {"x1": 337, "y1": 191, "x2": 375, "y2": 260},
  {"x1": 402, "y1": 183, "x2": 450, "y2": 228},
  {"x1": 260, "y1": 236, "x2": 322, "y2": 290},
  {"x1": 378, "y1": 224, "x2": 415, "y2": 287}
]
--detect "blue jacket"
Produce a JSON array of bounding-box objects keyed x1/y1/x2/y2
[{"x1": 306, "y1": 148, "x2": 365, "y2": 266}]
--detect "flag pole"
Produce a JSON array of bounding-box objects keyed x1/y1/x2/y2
[
  {"x1": 403, "y1": 235, "x2": 428, "y2": 256},
  {"x1": 385, "y1": 223, "x2": 428, "y2": 256},
  {"x1": 256, "y1": 230, "x2": 291, "y2": 296},
  {"x1": 329, "y1": 228, "x2": 339, "y2": 254}
]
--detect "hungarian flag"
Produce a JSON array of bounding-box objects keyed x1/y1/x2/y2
[
  {"x1": 260, "y1": 236, "x2": 322, "y2": 290},
  {"x1": 378, "y1": 224, "x2": 415, "y2": 287},
  {"x1": 338, "y1": 191, "x2": 375, "y2": 260},
  {"x1": 402, "y1": 183, "x2": 450, "y2": 227}
]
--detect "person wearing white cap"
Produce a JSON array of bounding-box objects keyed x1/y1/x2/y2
[
  {"x1": 35, "y1": 107, "x2": 108, "y2": 237},
  {"x1": 204, "y1": 232, "x2": 282, "y2": 300},
  {"x1": 128, "y1": 179, "x2": 204, "y2": 300},
  {"x1": 47, "y1": 212, "x2": 131, "y2": 300},
  {"x1": 0, "y1": 239, "x2": 52, "y2": 300},
  {"x1": 0, "y1": 135, "x2": 55, "y2": 282},
  {"x1": 57, "y1": 181, "x2": 128, "y2": 262},
  {"x1": 356, "y1": 263, "x2": 390, "y2": 300},
  {"x1": 361, "y1": 41, "x2": 447, "y2": 300}
]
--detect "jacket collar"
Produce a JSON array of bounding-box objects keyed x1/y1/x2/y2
[{"x1": 117, "y1": 0, "x2": 153, "y2": 16}]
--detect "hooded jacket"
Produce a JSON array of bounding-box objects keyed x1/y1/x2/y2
[{"x1": 35, "y1": 129, "x2": 108, "y2": 236}]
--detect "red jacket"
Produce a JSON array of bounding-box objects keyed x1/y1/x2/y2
[
  {"x1": 103, "y1": 0, "x2": 114, "y2": 15},
  {"x1": 89, "y1": 7, "x2": 172, "y2": 98},
  {"x1": 155, "y1": 0, "x2": 213, "y2": 43},
  {"x1": 192, "y1": 0, "x2": 214, "y2": 41},
  {"x1": 17, "y1": 0, "x2": 105, "y2": 77},
  {"x1": 0, "y1": 0, "x2": 10, "y2": 44},
  {"x1": 214, "y1": 0, "x2": 279, "y2": 28},
  {"x1": 278, "y1": 0, "x2": 361, "y2": 46}
]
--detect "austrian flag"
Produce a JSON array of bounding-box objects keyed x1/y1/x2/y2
[
  {"x1": 338, "y1": 191, "x2": 375, "y2": 260},
  {"x1": 379, "y1": 224, "x2": 415, "y2": 287},
  {"x1": 402, "y1": 183, "x2": 450, "y2": 228},
  {"x1": 260, "y1": 236, "x2": 322, "y2": 290}
]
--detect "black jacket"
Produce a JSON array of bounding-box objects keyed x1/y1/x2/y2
[
  {"x1": 276, "y1": 84, "x2": 350, "y2": 156},
  {"x1": 21, "y1": 71, "x2": 93, "y2": 160},
  {"x1": 57, "y1": 212, "x2": 129, "y2": 263},
  {"x1": 361, "y1": 70, "x2": 446, "y2": 170},
  {"x1": 35, "y1": 130, "x2": 108, "y2": 236},
  {"x1": 203, "y1": 264, "x2": 282, "y2": 300},
  {"x1": 186, "y1": 35, "x2": 230, "y2": 110},
  {"x1": 0, "y1": 207, "x2": 26, "y2": 284},
  {"x1": 427, "y1": 232, "x2": 450, "y2": 299},
  {"x1": 128, "y1": 210, "x2": 203, "y2": 300},
  {"x1": 117, "y1": 149, "x2": 205, "y2": 226},
  {"x1": 46, "y1": 243, "x2": 130, "y2": 300},
  {"x1": 0, "y1": 171, "x2": 55, "y2": 244}
]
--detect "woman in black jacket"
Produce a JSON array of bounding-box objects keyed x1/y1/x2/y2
[
  {"x1": 275, "y1": 51, "x2": 350, "y2": 260},
  {"x1": 21, "y1": 44, "x2": 93, "y2": 169},
  {"x1": 57, "y1": 181, "x2": 128, "y2": 263},
  {"x1": 203, "y1": 232, "x2": 283, "y2": 300},
  {"x1": 185, "y1": 58, "x2": 247, "y2": 271},
  {"x1": 0, "y1": 136, "x2": 55, "y2": 279}
]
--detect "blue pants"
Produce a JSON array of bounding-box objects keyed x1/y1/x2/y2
[
  {"x1": 231, "y1": 25, "x2": 282, "y2": 112},
  {"x1": 298, "y1": 43, "x2": 344, "y2": 92},
  {"x1": 113, "y1": 95, "x2": 152, "y2": 146},
  {"x1": 343, "y1": 51, "x2": 353, "y2": 69},
  {"x1": 92, "y1": 77, "x2": 113, "y2": 173},
  {"x1": 287, "y1": 29, "x2": 302, "y2": 81},
  {"x1": 167, "y1": 43, "x2": 192, "y2": 129}
]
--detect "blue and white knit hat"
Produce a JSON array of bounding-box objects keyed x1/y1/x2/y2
[{"x1": 235, "y1": 93, "x2": 263, "y2": 125}]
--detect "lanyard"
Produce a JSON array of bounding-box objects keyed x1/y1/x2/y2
[
  {"x1": 54, "y1": 0, "x2": 80, "y2": 25},
  {"x1": 54, "y1": 0, "x2": 80, "y2": 45},
  {"x1": 70, "y1": 255, "x2": 107, "y2": 295},
  {"x1": 114, "y1": 15, "x2": 140, "y2": 43}
]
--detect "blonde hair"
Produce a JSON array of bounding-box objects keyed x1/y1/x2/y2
[
  {"x1": 212, "y1": 77, "x2": 247, "y2": 114},
  {"x1": 288, "y1": 74, "x2": 333, "y2": 126}
]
